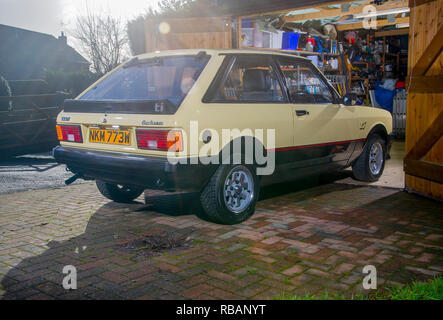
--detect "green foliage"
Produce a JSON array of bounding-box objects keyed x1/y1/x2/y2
[
  {"x1": 277, "y1": 291, "x2": 360, "y2": 300},
  {"x1": 145, "y1": 0, "x2": 197, "y2": 18},
  {"x1": 276, "y1": 277, "x2": 443, "y2": 300},
  {"x1": 127, "y1": 16, "x2": 147, "y2": 55},
  {"x1": 384, "y1": 276, "x2": 443, "y2": 300},
  {"x1": 44, "y1": 69, "x2": 100, "y2": 97},
  {"x1": 247, "y1": 267, "x2": 257, "y2": 275}
]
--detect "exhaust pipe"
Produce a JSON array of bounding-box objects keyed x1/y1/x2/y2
[{"x1": 65, "y1": 173, "x2": 82, "y2": 185}]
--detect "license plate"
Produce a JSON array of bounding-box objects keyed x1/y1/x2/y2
[{"x1": 89, "y1": 128, "x2": 131, "y2": 145}]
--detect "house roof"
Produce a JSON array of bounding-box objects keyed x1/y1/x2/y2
[{"x1": 0, "y1": 24, "x2": 89, "y2": 80}]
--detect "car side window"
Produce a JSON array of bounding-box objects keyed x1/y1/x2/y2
[
  {"x1": 277, "y1": 58, "x2": 334, "y2": 104},
  {"x1": 213, "y1": 56, "x2": 285, "y2": 103}
]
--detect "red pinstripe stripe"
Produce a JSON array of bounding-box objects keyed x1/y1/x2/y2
[{"x1": 267, "y1": 138, "x2": 366, "y2": 152}]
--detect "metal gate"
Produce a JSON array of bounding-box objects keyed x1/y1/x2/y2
[
  {"x1": 0, "y1": 93, "x2": 70, "y2": 157},
  {"x1": 393, "y1": 91, "x2": 407, "y2": 139}
]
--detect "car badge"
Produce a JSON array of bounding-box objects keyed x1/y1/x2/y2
[
  {"x1": 154, "y1": 102, "x2": 164, "y2": 113},
  {"x1": 360, "y1": 121, "x2": 367, "y2": 130},
  {"x1": 101, "y1": 117, "x2": 107, "y2": 124}
]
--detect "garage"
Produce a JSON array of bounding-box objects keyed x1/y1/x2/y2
[
  {"x1": 130, "y1": 0, "x2": 441, "y2": 199},
  {"x1": 0, "y1": 0, "x2": 442, "y2": 302}
]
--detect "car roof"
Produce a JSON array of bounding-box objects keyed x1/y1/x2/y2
[{"x1": 134, "y1": 49, "x2": 311, "y2": 61}]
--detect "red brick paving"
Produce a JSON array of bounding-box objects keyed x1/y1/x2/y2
[{"x1": 0, "y1": 181, "x2": 442, "y2": 300}]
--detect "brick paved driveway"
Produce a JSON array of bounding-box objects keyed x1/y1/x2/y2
[{"x1": 0, "y1": 177, "x2": 442, "y2": 300}]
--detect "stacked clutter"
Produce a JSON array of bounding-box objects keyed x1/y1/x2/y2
[
  {"x1": 342, "y1": 30, "x2": 408, "y2": 110},
  {"x1": 240, "y1": 17, "x2": 408, "y2": 111}
]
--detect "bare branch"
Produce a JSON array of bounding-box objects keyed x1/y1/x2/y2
[{"x1": 73, "y1": 12, "x2": 128, "y2": 75}]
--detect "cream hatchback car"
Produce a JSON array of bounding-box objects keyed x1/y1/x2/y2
[{"x1": 54, "y1": 49, "x2": 392, "y2": 224}]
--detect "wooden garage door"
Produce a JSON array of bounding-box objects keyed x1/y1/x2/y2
[{"x1": 405, "y1": 0, "x2": 443, "y2": 199}]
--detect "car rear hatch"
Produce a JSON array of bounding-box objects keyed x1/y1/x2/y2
[{"x1": 56, "y1": 53, "x2": 210, "y2": 156}]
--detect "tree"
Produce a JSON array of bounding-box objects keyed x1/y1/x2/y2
[
  {"x1": 156, "y1": 0, "x2": 195, "y2": 14},
  {"x1": 73, "y1": 12, "x2": 128, "y2": 75}
]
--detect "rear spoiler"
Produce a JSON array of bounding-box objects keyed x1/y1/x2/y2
[{"x1": 63, "y1": 99, "x2": 178, "y2": 114}]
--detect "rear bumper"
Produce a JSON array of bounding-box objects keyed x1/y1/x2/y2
[{"x1": 53, "y1": 146, "x2": 217, "y2": 192}]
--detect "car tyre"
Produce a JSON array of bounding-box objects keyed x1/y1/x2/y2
[
  {"x1": 200, "y1": 164, "x2": 259, "y2": 225},
  {"x1": 96, "y1": 180, "x2": 144, "y2": 203},
  {"x1": 352, "y1": 134, "x2": 386, "y2": 182}
]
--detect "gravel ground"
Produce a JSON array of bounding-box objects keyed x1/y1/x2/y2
[{"x1": 0, "y1": 152, "x2": 87, "y2": 195}]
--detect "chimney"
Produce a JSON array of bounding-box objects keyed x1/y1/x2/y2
[{"x1": 58, "y1": 31, "x2": 67, "y2": 45}]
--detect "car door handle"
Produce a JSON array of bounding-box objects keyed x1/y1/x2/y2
[{"x1": 295, "y1": 110, "x2": 309, "y2": 116}]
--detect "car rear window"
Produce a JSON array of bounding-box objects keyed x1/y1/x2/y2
[{"x1": 80, "y1": 55, "x2": 209, "y2": 108}]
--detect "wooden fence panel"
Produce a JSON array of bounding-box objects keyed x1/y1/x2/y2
[{"x1": 144, "y1": 17, "x2": 232, "y2": 52}]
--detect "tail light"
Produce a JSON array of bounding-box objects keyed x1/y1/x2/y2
[
  {"x1": 136, "y1": 129, "x2": 183, "y2": 152},
  {"x1": 56, "y1": 125, "x2": 83, "y2": 143}
]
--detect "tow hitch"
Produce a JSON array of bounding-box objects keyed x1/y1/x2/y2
[{"x1": 65, "y1": 173, "x2": 82, "y2": 185}]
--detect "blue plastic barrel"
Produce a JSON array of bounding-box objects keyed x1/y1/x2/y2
[{"x1": 282, "y1": 33, "x2": 300, "y2": 50}]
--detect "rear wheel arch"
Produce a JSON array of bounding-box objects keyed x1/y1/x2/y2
[
  {"x1": 217, "y1": 135, "x2": 267, "y2": 166},
  {"x1": 199, "y1": 136, "x2": 265, "y2": 224}
]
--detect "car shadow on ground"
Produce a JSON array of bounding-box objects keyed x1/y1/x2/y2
[
  {"x1": 140, "y1": 170, "x2": 356, "y2": 219},
  {"x1": 0, "y1": 171, "x2": 364, "y2": 299},
  {"x1": 0, "y1": 155, "x2": 60, "y2": 173}
]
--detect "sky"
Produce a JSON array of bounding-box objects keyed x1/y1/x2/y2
[{"x1": 0, "y1": 0, "x2": 160, "y2": 38}]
